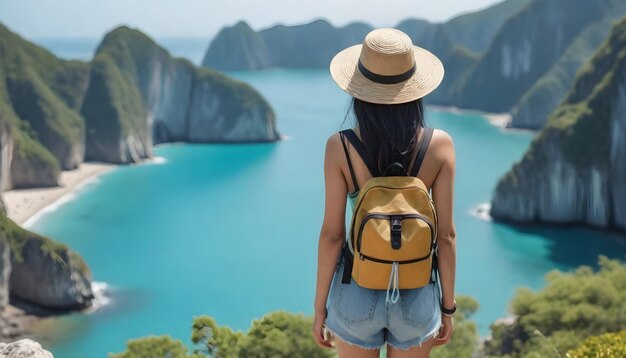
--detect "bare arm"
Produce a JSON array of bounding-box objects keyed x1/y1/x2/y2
[
  {"x1": 312, "y1": 134, "x2": 349, "y2": 348},
  {"x1": 314, "y1": 133, "x2": 348, "y2": 311},
  {"x1": 431, "y1": 130, "x2": 457, "y2": 311}
]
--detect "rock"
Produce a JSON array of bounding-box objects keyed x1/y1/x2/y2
[
  {"x1": 0, "y1": 238, "x2": 10, "y2": 310},
  {"x1": 0, "y1": 339, "x2": 53, "y2": 358},
  {"x1": 9, "y1": 233, "x2": 93, "y2": 310},
  {"x1": 1, "y1": 213, "x2": 92, "y2": 310},
  {"x1": 491, "y1": 15, "x2": 626, "y2": 234}
]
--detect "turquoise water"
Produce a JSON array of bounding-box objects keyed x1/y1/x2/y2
[{"x1": 27, "y1": 69, "x2": 625, "y2": 357}]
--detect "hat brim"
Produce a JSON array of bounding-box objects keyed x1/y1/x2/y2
[{"x1": 330, "y1": 44, "x2": 444, "y2": 104}]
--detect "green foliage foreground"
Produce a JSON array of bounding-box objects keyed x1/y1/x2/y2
[
  {"x1": 484, "y1": 256, "x2": 626, "y2": 358},
  {"x1": 111, "y1": 256, "x2": 626, "y2": 358},
  {"x1": 111, "y1": 296, "x2": 480, "y2": 358}
]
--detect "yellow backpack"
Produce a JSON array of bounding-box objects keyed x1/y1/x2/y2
[{"x1": 339, "y1": 127, "x2": 438, "y2": 304}]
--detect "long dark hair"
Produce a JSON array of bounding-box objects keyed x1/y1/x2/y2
[{"x1": 349, "y1": 97, "x2": 425, "y2": 176}]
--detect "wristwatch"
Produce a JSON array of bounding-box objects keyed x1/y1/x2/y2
[{"x1": 440, "y1": 300, "x2": 457, "y2": 316}]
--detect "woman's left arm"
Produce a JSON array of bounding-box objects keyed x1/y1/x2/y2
[{"x1": 312, "y1": 133, "x2": 349, "y2": 348}]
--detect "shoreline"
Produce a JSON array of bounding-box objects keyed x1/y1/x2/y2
[
  {"x1": 427, "y1": 105, "x2": 514, "y2": 129},
  {"x1": 3, "y1": 162, "x2": 117, "y2": 227}
]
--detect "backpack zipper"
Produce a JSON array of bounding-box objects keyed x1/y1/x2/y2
[
  {"x1": 348, "y1": 185, "x2": 428, "y2": 253},
  {"x1": 356, "y1": 213, "x2": 434, "y2": 253}
]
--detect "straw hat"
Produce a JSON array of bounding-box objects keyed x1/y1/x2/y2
[{"x1": 330, "y1": 28, "x2": 444, "y2": 104}]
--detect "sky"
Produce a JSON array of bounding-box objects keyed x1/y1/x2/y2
[{"x1": 0, "y1": 0, "x2": 503, "y2": 39}]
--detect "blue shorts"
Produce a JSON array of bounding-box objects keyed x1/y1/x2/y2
[{"x1": 324, "y1": 261, "x2": 442, "y2": 350}]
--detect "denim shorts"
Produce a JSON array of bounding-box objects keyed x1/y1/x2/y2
[{"x1": 324, "y1": 260, "x2": 442, "y2": 350}]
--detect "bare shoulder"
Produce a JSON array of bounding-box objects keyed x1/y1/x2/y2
[
  {"x1": 326, "y1": 132, "x2": 342, "y2": 147},
  {"x1": 432, "y1": 128, "x2": 454, "y2": 146},
  {"x1": 324, "y1": 132, "x2": 344, "y2": 163},
  {"x1": 430, "y1": 128, "x2": 455, "y2": 162}
]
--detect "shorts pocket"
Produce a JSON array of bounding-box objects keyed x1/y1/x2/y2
[
  {"x1": 399, "y1": 283, "x2": 437, "y2": 327},
  {"x1": 335, "y1": 276, "x2": 378, "y2": 324}
]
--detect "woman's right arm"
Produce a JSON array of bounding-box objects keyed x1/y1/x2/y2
[{"x1": 431, "y1": 130, "x2": 457, "y2": 346}]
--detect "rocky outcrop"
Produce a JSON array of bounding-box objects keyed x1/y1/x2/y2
[
  {"x1": 83, "y1": 26, "x2": 279, "y2": 163},
  {"x1": 0, "y1": 339, "x2": 53, "y2": 358},
  {"x1": 491, "y1": 15, "x2": 626, "y2": 234},
  {"x1": 0, "y1": 238, "x2": 9, "y2": 309},
  {"x1": 0, "y1": 214, "x2": 93, "y2": 310},
  {"x1": 9, "y1": 236, "x2": 93, "y2": 310}
]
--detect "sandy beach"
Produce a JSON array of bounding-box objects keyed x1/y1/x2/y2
[{"x1": 3, "y1": 162, "x2": 117, "y2": 226}]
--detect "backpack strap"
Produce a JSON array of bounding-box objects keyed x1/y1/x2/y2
[
  {"x1": 339, "y1": 131, "x2": 359, "y2": 192},
  {"x1": 409, "y1": 127, "x2": 434, "y2": 177},
  {"x1": 340, "y1": 129, "x2": 381, "y2": 177}
]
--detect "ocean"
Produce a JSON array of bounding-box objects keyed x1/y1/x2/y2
[{"x1": 25, "y1": 44, "x2": 626, "y2": 357}]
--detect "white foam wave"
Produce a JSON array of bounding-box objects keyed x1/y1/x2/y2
[
  {"x1": 86, "y1": 281, "x2": 112, "y2": 313},
  {"x1": 142, "y1": 156, "x2": 167, "y2": 165},
  {"x1": 469, "y1": 202, "x2": 493, "y2": 221}
]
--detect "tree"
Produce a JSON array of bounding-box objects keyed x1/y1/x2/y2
[
  {"x1": 237, "y1": 311, "x2": 334, "y2": 358},
  {"x1": 567, "y1": 330, "x2": 626, "y2": 358},
  {"x1": 109, "y1": 336, "x2": 202, "y2": 358},
  {"x1": 484, "y1": 256, "x2": 626, "y2": 357}
]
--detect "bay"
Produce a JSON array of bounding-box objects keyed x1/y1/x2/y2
[{"x1": 27, "y1": 68, "x2": 625, "y2": 357}]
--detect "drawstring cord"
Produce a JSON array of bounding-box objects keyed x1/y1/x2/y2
[{"x1": 385, "y1": 262, "x2": 400, "y2": 304}]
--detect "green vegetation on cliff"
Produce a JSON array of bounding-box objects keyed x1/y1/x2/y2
[
  {"x1": 488, "y1": 10, "x2": 626, "y2": 234},
  {"x1": 81, "y1": 26, "x2": 152, "y2": 162},
  {"x1": 544, "y1": 15, "x2": 626, "y2": 168},
  {"x1": 510, "y1": 18, "x2": 616, "y2": 128},
  {"x1": 450, "y1": 0, "x2": 626, "y2": 113},
  {"x1": 0, "y1": 23, "x2": 87, "y2": 173}
]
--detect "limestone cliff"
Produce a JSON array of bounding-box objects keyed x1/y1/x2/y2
[
  {"x1": 202, "y1": 21, "x2": 270, "y2": 70},
  {"x1": 203, "y1": 0, "x2": 528, "y2": 72},
  {"x1": 83, "y1": 26, "x2": 279, "y2": 163},
  {"x1": 450, "y1": 0, "x2": 626, "y2": 113},
  {"x1": 491, "y1": 15, "x2": 626, "y2": 234},
  {"x1": 0, "y1": 24, "x2": 88, "y2": 173},
  {"x1": 510, "y1": 19, "x2": 615, "y2": 129},
  {"x1": 0, "y1": 214, "x2": 93, "y2": 310},
  {"x1": 202, "y1": 19, "x2": 372, "y2": 70},
  {"x1": 2, "y1": 21, "x2": 279, "y2": 174}
]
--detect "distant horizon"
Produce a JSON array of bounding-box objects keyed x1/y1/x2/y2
[{"x1": 1, "y1": 0, "x2": 504, "y2": 40}]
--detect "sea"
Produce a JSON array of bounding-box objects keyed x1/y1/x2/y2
[{"x1": 24, "y1": 38, "x2": 626, "y2": 357}]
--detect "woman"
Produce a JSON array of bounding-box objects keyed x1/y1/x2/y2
[{"x1": 312, "y1": 28, "x2": 457, "y2": 357}]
